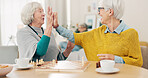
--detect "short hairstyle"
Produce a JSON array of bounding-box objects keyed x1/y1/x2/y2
[
  {"x1": 21, "y1": 2, "x2": 42, "y2": 25},
  {"x1": 79, "y1": 23, "x2": 88, "y2": 28},
  {"x1": 98, "y1": 0, "x2": 125, "y2": 19}
]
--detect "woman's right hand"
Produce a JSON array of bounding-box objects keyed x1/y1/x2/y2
[{"x1": 44, "y1": 6, "x2": 53, "y2": 37}]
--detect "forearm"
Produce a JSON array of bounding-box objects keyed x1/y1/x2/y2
[
  {"x1": 114, "y1": 56, "x2": 125, "y2": 64},
  {"x1": 44, "y1": 27, "x2": 52, "y2": 37},
  {"x1": 122, "y1": 56, "x2": 143, "y2": 67},
  {"x1": 56, "y1": 26, "x2": 75, "y2": 43},
  {"x1": 36, "y1": 35, "x2": 50, "y2": 56},
  {"x1": 62, "y1": 49, "x2": 72, "y2": 57}
]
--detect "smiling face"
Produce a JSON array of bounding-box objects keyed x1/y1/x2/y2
[
  {"x1": 33, "y1": 8, "x2": 45, "y2": 26},
  {"x1": 98, "y1": 0, "x2": 112, "y2": 25},
  {"x1": 98, "y1": 8, "x2": 111, "y2": 24}
]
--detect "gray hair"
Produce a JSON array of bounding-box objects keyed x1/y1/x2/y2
[
  {"x1": 98, "y1": 0, "x2": 125, "y2": 19},
  {"x1": 79, "y1": 23, "x2": 88, "y2": 28},
  {"x1": 21, "y1": 2, "x2": 42, "y2": 25}
]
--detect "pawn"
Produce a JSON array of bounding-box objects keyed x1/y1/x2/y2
[
  {"x1": 52, "y1": 59, "x2": 56, "y2": 66},
  {"x1": 36, "y1": 59, "x2": 39, "y2": 65},
  {"x1": 96, "y1": 61, "x2": 101, "y2": 68},
  {"x1": 82, "y1": 56, "x2": 84, "y2": 66},
  {"x1": 56, "y1": 59, "x2": 58, "y2": 63}
]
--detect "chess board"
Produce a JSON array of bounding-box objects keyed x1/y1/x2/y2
[{"x1": 35, "y1": 61, "x2": 91, "y2": 72}]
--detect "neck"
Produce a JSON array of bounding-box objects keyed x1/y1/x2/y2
[
  {"x1": 106, "y1": 17, "x2": 120, "y2": 32},
  {"x1": 29, "y1": 22, "x2": 42, "y2": 28}
]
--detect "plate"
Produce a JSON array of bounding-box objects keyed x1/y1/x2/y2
[
  {"x1": 15, "y1": 64, "x2": 33, "y2": 70},
  {"x1": 96, "y1": 68, "x2": 120, "y2": 74}
]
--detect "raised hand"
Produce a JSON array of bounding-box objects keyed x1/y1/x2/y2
[
  {"x1": 44, "y1": 6, "x2": 53, "y2": 37},
  {"x1": 97, "y1": 54, "x2": 115, "y2": 60},
  {"x1": 53, "y1": 12, "x2": 59, "y2": 28}
]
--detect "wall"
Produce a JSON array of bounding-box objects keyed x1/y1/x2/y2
[
  {"x1": 71, "y1": 0, "x2": 98, "y2": 26},
  {"x1": 0, "y1": 0, "x2": 1, "y2": 45},
  {"x1": 46, "y1": 0, "x2": 67, "y2": 26},
  {"x1": 122, "y1": 0, "x2": 148, "y2": 42},
  {"x1": 70, "y1": 0, "x2": 148, "y2": 42}
]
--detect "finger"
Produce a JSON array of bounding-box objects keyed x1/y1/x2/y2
[
  {"x1": 99, "y1": 57, "x2": 108, "y2": 60},
  {"x1": 47, "y1": 6, "x2": 50, "y2": 15},
  {"x1": 97, "y1": 54, "x2": 107, "y2": 57},
  {"x1": 50, "y1": 14, "x2": 53, "y2": 24},
  {"x1": 49, "y1": 7, "x2": 52, "y2": 16}
]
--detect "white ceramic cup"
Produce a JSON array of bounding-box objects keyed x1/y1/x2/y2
[
  {"x1": 15, "y1": 58, "x2": 30, "y2": 67},
  {"x1": 100, "y1": 60, "x2": 115, "y2": 71}
]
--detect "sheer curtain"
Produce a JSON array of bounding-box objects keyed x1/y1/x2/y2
[{"x1": 0, "y1": 0, "x2": 45, "y2": 46}]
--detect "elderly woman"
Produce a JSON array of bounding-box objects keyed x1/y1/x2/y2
[
  {"x1": 17, "y1": 2, "x2": 74, "y2": 61},
  {"x1": 52, "y1": 0, "x2": 143, "y2": 66}
]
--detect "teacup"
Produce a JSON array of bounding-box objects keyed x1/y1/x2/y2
[
  {"x1": 100, "y1": 60, "x2": 115, "y2": 71},
  {"x1": 15, "y1": 58, "x2": 30, "y2": 67}
]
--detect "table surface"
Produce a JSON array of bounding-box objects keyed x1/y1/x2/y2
[{"x1": 5, "y1": 61, "x2": 148, "y2": 78}]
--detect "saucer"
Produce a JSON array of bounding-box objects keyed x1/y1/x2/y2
[
  {"x1": 15, "y1": 64, "x2": 33, "y2": 70},
  {"x1": 96, "y1": 68, "x2": 120, "y2": 74}
]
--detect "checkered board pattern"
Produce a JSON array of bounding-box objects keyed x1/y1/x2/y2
[{"x1": 35, "y1": 61, "x2": 91, "y2": 72}]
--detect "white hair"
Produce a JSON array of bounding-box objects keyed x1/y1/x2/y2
[
  {"x1": 21, "y1": 2, "x2": 42, "y2": 25},
  {"x1": 98, "y1": 0, "x2": 125, "y2": 20}
]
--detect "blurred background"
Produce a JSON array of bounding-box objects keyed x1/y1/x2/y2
[
  {"x1": 0, "y1": 0, "x2": 148, "y2": 46},
  {"x1": 0, "y1": 0, "x2": 148, "y2": 68}
]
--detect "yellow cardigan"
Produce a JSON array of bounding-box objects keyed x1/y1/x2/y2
[{"x1": 74, "y1": 25, "x2": 143, "y2": 67}]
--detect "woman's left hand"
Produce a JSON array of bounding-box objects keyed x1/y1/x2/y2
[{"x1": 97, "y1": 54, "x2": 115, "y2": 60}]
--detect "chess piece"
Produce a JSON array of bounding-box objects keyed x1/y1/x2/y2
[
  {"x1": 36, "y1": 59, "x2": 38, "y2": 65},
  {"x1": 82, "y1": 56, "x2": 84, "y2": 66},
  {"x1": 30, "y1": 61, "x2": 33, "y2": 64},
  {"x1": 56, "y1": 59, "x2": 58, "y2": 63},
  {"x1": 96, "y1": 61, "x2": 101, "y2": 68},
  {"x1": 52, "y1": 59, "x2": 56, "y2": 66},
  {"x1": 32, "y1": 61, "x2": 36, "y2": 68}
]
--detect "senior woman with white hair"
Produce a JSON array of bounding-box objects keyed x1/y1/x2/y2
[
  {"x1": 17, "y1": 2, "x2": 74, "y2": 61},
  {"x1": 52, "y1": 0, "x2": 143, "y2": 66}
]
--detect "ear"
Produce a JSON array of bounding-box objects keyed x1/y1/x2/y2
[{"x1": 109, "y1": 9, "x2": 114, "y2": 16}]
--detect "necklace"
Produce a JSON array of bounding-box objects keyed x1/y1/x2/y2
[{"x1": 28, "y1": 25, "x2": 44, "y2": 38}]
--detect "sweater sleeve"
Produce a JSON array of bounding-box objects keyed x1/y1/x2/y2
[
  {"x1": 56, "y1": 26, "x2": 75, "y2": 43},
  {"x1": 74, "y1": 28, "x2": 100, "y2": 47},
  {"x1": 36, "y1": 35, "x2": 50, "y2": 56},
  {"x1": 121, "y1": 29, "x2": 143, "y2": 67}
]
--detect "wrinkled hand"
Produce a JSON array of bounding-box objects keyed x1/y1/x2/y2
[
  {"x1": 44, "y1": 6, "x2": 53, "y2": 37},
  {"x1": 53, "y1": 12, "x2": 59, "y2": 28},
  {"x1": 47, "y1": 6, "x2": 53, "y2": 29},
  {"x1": 97, "y1": 54, "x2": 115, "y2": 60},
  {"x1": 66, "y1": 41, "x2": 75, "y2": 51},
  {"x1": 63, "y1": 41, "x2": 75, "y2": 57}
]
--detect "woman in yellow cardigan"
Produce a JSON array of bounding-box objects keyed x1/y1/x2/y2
[{"x1": 52, "y1": 0, "x2": 143, "y2": 66}]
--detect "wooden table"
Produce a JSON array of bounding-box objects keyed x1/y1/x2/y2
[{"x1": 6, "y1": 61, "x2": 148, "y2": 78}]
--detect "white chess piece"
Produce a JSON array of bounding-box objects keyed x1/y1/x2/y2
[
  {"x1": 36, "y1": 59, "x2": 39, "y2": 65},
  {"x1": 82, "y1": 56, "x2": 84, "y2": 66},
  {"x1": 52, "y1": 59, "x2": 56, "y2": 66}
]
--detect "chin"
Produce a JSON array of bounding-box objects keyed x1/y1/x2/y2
[{"x1": 101, "y1": 21, "x2": 105, "y2": 24}]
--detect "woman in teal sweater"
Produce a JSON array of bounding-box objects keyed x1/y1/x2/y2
[{"x1": 17, "y1": 2, "x2": 74, "y2": 61}]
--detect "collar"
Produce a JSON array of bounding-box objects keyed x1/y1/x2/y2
[{"x1": 104, "y1": 20, "x2": 126, "y2": 34}]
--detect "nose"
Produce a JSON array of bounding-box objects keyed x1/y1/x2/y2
[
  {"x1": 42, "y1": 13, "x2": 45, "y2": 16},
  {"x1": 98, "y1": 12, "x2": 100, "y2": 15}
]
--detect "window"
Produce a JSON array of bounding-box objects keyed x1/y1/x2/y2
[
  {"x1": 66, "y1": 0, "x2": 70, "y2": 29},
  {"x1": 0, "y1": 0, "x2": 45, "y2": 46}
]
